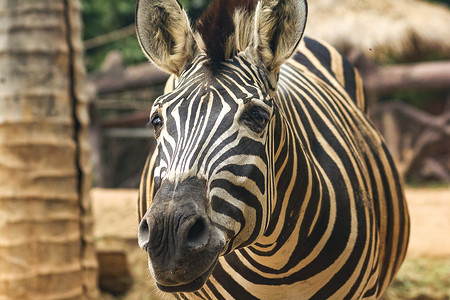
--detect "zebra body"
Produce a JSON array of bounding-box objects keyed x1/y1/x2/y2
[{"x1": 136, "y1": 0, "x2": 410, "y2": 299}]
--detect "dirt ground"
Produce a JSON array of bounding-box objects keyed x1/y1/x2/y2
[
  {"x1": 402, "y1": 187, "x2": 450, "y2": 258},
  {"x1": 91, "y1": 186, "x2": 450, "y2": 299}
]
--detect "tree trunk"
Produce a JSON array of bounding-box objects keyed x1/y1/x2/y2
[{"x1": 0, "y1": 1, "x2": 98, "y2": 298}]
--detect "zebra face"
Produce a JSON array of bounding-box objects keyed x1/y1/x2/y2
[
  {"x1": 138, "y1": 55, "x2": 275, "y2": 292},
  {"x1": 136, "y1": 0, "x2": 307, "y2": 293}
]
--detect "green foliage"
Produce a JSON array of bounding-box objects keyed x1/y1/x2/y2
[
  {"x1": 82, "y1": 1, "x2": 135, "y2": 40},
  {"x1": 82, "y1": 0, "x2": 144, "y2": 71},
  {"x1": 179, "y1": 0, "x2": 212, "y2": 21},
  {"x1": 82, "y1": 0, "x2": 212, "y2": 72}
]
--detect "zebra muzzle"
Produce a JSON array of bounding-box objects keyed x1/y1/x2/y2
[{"x1": 138, "y1": 178, "x2": 225, "y2": 292}]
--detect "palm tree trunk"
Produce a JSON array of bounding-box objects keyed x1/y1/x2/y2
[{"x1": 0, "y1": 1, "x2": 98, "y2": 298}]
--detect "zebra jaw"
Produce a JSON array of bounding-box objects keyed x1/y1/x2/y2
[{"x1": 155, "y1": 260, "x2": 219, "y2": 293}]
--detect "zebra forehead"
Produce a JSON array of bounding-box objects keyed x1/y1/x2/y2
[{"x1": 154, "y1": 57, "x2": 268, "y2": 108}]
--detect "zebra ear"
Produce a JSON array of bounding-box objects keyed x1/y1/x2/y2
[
  {"x1": 136, "y1": 0, "x2": 199, "y2": 76},
  {"x1": 252, "y1": 0, "x2": 307, "y2": 91}
]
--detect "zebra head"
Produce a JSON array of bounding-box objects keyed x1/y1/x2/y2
[{"x1": 136, "y1": 0, "x2": 307, "y2": 293}]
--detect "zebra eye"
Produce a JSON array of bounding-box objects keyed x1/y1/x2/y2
[
  {"x1": 151, "y1": 115, "x2": 162, "y2": 127},
  {"x1": 251, "y1": 109, "x2": 267, "y2": 126},
  {"x1": 240, "y1": 105, "x2": 270, "y2": 133},
  {"x1": 150, "y1": 113, "x2": 163, "y2": 136}
]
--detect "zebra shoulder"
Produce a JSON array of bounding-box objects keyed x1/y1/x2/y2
[{"x1": 292, "y1": 37, "x2": 367, "y2": 113}]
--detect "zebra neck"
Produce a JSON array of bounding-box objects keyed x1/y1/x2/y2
[{"x1": 245, "y1": 113, "x2": 330, "y2": 268}]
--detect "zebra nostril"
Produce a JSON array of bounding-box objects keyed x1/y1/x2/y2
[
  {"x1": 138, "y1": 217, "x2": 150, "y2": 250},
  {"x1": 187, "y1": 218, "x2": 209, "y2": 249}
]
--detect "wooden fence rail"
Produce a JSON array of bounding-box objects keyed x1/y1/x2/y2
[{"x1": 88, "y1": 58, "x2": 450, "y2": 96}]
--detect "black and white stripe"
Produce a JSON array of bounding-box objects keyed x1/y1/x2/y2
[
  {"x1": 136, "y1": 0, "x2": 409, "y2": 298},
  {"x1": 138, "y1": 37, "x2": 409, "y2": 299}
]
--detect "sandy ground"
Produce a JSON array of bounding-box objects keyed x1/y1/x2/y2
[
  {"x1": 91, "y1": 186, "x2": 450, "y2": 299},
  {"x1": 403, "y1": 187, "x2": 450, "y2": 258}
]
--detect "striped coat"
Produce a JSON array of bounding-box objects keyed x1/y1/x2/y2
[{"x1": 136, "y1": 0, "x2": 410, "y2": 299}]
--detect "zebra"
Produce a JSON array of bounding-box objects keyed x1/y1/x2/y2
[{"x1": 136, "y1": 0, "x2": 410, "y2": 298}]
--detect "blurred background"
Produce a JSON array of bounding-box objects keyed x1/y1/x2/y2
[
  {"x1": 0, "y1": 0, "x2": 448, "y2": 299},
  {"x1": 84, "y1": 0, "x2": 450, "y2": 189}
]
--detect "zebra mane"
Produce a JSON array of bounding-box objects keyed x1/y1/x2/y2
[{"x1": 196, "y1": 0, "x2": 258, "y2": 65}]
